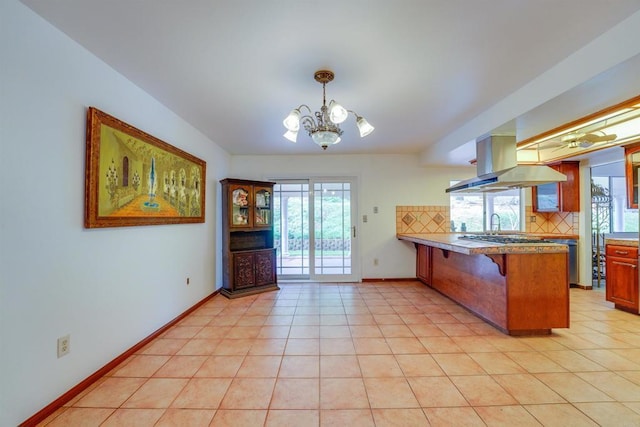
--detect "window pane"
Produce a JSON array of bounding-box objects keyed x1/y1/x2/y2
[
  {"x1": 273, "y1": 182, "x2": 310, "y2": 277},
  {"x1": 591, "y1": 177, "x2": 611, "y2": 234},
  {"x1": 449, "y1": 190, "x2": 483, "y2": 232},
  {"x1": 313, "y1": 182, "x2": 352, "y2": 275},
  {"x1": 611, "y1": 176, "x2": 638, "y2": 232},
  {"x1": 449, "y1": 182, "x2": 522, "y2": 232},
  {"x1": 486, "y1": 189, "x2": 521, "y2": 231}
]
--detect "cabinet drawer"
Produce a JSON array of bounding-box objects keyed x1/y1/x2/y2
[{"x1": 606, "y1": 245, "x2": 638, "y2": 258}]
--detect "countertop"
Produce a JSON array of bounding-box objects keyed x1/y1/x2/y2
[
  {"x1": 605, "y1": 237, "x2": 639, "y2": 247},
  {"x1": 397, "y1": 233, "x2": 569, "y2": 255}
]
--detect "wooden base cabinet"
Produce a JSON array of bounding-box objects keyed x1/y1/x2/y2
[
  {"x1": 606, "y1": 245, "x2": 639, "y2": 313},
  {"x1": 416, "y1": 244, "x2": 431, "y2": 285},
  {"x1": 220, "y1": 178, "x2": 279, "y2": 298},
  {"x1": 231, "y1": 249, "x2": 276, "y2": 289}
]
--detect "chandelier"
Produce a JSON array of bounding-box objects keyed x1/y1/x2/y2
[{"x1": 282, "y1": 70, "x2": 374, "y2": 150}]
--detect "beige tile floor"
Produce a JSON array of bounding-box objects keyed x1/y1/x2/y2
[{"x1": 40, "y1": 282, "x2": 640, "y2": 426}]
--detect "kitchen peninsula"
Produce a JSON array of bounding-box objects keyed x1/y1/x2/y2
[{"x1": 398, "y1": 233, "x2": 570, "y2": 335}]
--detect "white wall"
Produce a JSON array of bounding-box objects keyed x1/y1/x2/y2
[
  {"x1": 0, "y1": 2, "x2": 230, "y2": 425},
  {"x1": 230, "y1": 154, "x2": 475, "y2": 279}
]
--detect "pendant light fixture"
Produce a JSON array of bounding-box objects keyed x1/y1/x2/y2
[{"x1": 282, "y1": 70, "x2": 374, "y2": 150}]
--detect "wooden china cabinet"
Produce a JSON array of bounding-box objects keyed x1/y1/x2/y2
[{"x1": 220, "y1": 178, "x2": 279, "y2": 298}]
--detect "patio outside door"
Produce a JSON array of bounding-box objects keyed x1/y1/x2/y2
[{"x1": 273, "y1": 178, "x2": 358, "y2": 282}]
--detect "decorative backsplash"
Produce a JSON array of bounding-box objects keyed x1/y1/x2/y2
[
  {"x1": 396, "y1": 205, "x2": 578, "y2": 235},
  {"x1": 525, "y1": 207, "x2": 578, "y2": 234},
  {"x1": 396, "y1": 206, "x2": 449, "y2": 234}
]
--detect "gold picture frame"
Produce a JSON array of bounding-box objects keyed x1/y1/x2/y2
[{"x1": 84, "y1": 107, "x2": 206, "y2": 228}]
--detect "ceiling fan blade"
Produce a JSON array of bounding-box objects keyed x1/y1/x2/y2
[{"x1": 580, "y1": 133, "x2": 617, "y2": 143}]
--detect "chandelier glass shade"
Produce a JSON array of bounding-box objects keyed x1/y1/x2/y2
[{"x1": 283, "y1": 70, "x2": 374, "y2": 150}]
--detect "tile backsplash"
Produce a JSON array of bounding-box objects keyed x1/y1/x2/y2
[
  {"x1": 396, "y1": 206, "x2": 449, "y2": 234},
  {"x1": 525, "y1": 207, "x2": 578, "y2": 234},
  {"x1": 396, "y1": 205, "x2": 578, "y2": 235}
]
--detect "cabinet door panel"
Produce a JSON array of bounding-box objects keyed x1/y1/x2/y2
[
  {"x1": 606, "y1": 255, "x2": 639, "y2": 310},
  {"x1": 254, "y1": 250, "x2": 276, "y2": 286},
  {"x1": 533, "y1": 183, "x2": 559, "y2": 212},
  {"x1": 416, "y1": 244, "x2": 431, "y2": 284},
  {"x1": 234, "y1": 252, "x2": 256, "y2": 289},
  {"x1": 558, "y1": 162, "x2": 579, "y2": 212},
  {"x1": 625, "y1": 142, "x2": 640, "y2": 209}
]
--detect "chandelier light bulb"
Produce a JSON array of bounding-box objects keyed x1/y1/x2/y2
[
  {"x1": 328, "y1": 101, "x2": 348, "y2": 124},
  {"x1": 283, "y1": 129, "x2": 298, "y2": 143},
  {"x1": 283, "y1": 109, "x2": 301, "y2": 131},
  {"x1": 356, "y1": 116, "x2": 375, "y2": 138}
]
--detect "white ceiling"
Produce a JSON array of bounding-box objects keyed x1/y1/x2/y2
[{"x1": 21, "y1": 0, "x2": 640, "y2": 164}]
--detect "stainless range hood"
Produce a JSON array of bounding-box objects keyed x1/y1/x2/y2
[{"x1": 446, "y1": 135, "x2": 567, "y2": 193}]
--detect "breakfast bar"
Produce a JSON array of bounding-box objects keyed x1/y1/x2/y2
[{"x1": 398, "y1": 233, "x2": 570, "y2": 335}]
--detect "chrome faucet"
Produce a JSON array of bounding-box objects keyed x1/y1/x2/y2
[{"x1": 490, "y1": 213, "x2": 501, "y2": 233}]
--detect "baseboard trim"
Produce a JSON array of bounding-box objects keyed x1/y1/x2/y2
[
  {"x1": 361, "y1": 277, "x2": 417, "y2": 282},
  {"x1": 20, "y1": 289, "x2": 220, "y2": 427}
]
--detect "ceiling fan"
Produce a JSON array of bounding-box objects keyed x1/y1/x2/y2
[{"x1": 552, "y1": 132, "x2": 618, "y2": 150}]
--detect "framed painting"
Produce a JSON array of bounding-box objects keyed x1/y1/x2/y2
[{"x1": 85, "y1": 107, "x2": 206, "y2": 228}]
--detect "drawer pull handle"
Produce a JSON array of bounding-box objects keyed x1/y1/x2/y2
[
  {"x1": 612, "y1": 261, "x2": 637, "y2": 268},
  {"x1": 615, "y1": 250, "x2": 629, "y2": 255}
]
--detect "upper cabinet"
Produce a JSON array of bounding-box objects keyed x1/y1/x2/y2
[
  {"x1": 532, "y1": 161, "x2": 580, "y2": 213},
  {"x1": 227, "y1": 181, "x2": 272, "y2": 229},
  {"x1": 625, "y1": 142, "x2": 640, "y2": 209}
]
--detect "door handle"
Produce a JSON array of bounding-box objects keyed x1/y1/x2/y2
[
  {"x1": 612, "y1": 261, "x2": 637, "y2": 268},
  {"x1": 352, "y1": 226, "x2": 356, "y2": 238}
]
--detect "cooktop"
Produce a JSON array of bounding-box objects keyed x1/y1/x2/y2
[{"x1": 459, "y1": 234, "x2": 551, "y2": 244}]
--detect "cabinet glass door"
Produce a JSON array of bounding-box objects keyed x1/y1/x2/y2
[
  {"x1": 230, "y1": 185, "x2": 251, "y2": 227},
  {"x1": 535, "y1": 182, "x2": 559, "y2": 211},
  {"x1": 254, "y1": 187, "x2": 271, "y2": 227}
]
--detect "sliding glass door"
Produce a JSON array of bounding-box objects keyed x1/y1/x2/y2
[{"x1": 273, "y1": 178, "x2": 358, "y2": 282}]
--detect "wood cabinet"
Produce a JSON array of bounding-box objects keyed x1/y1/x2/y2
[
  {"x1": 606, "y1": 244, "x2": 639, "y2": 313},
  {"x1": 416, "y1": 244, "x2": 431, "y2": 285},
  {"x1": 415, "y1": 244, "x2": 569, "y2": 335},
  {"x1": 221, "y1": 178, "x2": 278, "y2": 298},
  {"x1": 625, "y1": 142, "x2": 640, "y2": 209},
  {"x1": 532, "y1": 161, "x2": 580, "y2": 212},
  {"x1": 232, "y1": 249, "x2": 277, "y2": 290}
]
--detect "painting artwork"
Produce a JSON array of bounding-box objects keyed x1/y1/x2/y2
[{"x1": 85, "y1": 107, "x2": 206, "y2": 228}]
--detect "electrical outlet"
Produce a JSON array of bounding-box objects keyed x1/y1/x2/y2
[
  {"x1": 530, "y1": 216, "x2": 537, "y2": 223},
  {"x1": 373, "y1": 206, "x2": 379, "y2": 214},
  {"x1": 373, "y1": 258, "x2": 379, "y2": 266},
  {"x1": 186, "y1": 277, "x2": 190, "y2": 285},
  {"x1": 57, "y1": 334, "x2": 70, "y2": 358},
  {"x1": 363, "y1": 215, "x2": 368, "y2": 223}
]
